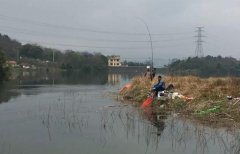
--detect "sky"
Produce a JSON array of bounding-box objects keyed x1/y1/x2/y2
[{"x1": 0, "y1": 0, "x2": 240, "y2": 66}]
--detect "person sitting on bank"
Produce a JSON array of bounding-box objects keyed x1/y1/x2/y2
[{"x1": 152, "y1": 75, "x2": 165, "y2": 97}]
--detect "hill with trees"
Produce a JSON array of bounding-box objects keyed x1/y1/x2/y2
[
  {"x1": 0, "y1": 33, "x2": 108, "y2": 72},
  {"x1": 0, "y1": 34, "x2": 21, "y2": 60},
  {"x1": 122, "y1": 60, "x2": 150, "y2": 66},
  {"x1": 0, "y1": 50, "x2": 10, "y2": 82},
  {"x1": 165, "y1": 56, "x2": 240, "y2": 77}
]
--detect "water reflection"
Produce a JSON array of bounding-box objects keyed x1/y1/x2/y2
[
  {"x1": 98, "y1": 106, "x2": 240, "y2": 154},
  {"x1": 141, "y1": 108, "x2": 167, "y2": 137},
  {"x1": 0, "y1": 72, "x2": 240, "y2": 154},
  {"x1": 0, "y1": 81, "x2": 19, "y2": 103},
  {"x1": 108, "y1": 73, "x2": 121, "y2": 85},
  {"x1": 107, "y1": 72, "x2": 143, "y2": 86},
  {"x1": 0, "y1": 71, "x2": 143, "y2": 104},
  {"x1": 0, "y1": 70, "x2": 109, "y2": 103},
  {"x1": 10, "y1": 70, "x2": 142, "y2": 87},
  {"x1": 17, "y1": 70, "x2": 108, "y2": 85}
]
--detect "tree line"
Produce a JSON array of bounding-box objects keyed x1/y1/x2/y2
[
  {"x1": 165, "y1": 56, "x2": 240, "y2": 77},
  {"x1": 0, "y1": 49, "x2": 10, "y2": 83},
  {"x1": 0, "y1": 33, "x2": 108, "y2": 72},
  {"x1": 122, "y1": 60, "x2": 151, "y2": 66}
]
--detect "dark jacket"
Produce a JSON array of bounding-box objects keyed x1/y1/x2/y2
[{"x1": 152, "y1": 81, "x2": 165, "y2": 91}]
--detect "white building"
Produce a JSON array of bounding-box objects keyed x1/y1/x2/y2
[{"x1": 108, "y1": 55, "x2": 121, "y2": 67}]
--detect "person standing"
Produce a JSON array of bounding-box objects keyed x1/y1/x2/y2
[
  {"x1": 144, "y1": 66, "x2": 152, "y2": 79},
  {"x1": 151, "y1": 68, "x2": 156, "y2": 79}
]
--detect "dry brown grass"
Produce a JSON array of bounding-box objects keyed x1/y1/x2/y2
[
  {"x1": 120, "y1": 75, "x2": 240, "y2": 126},
  {"x1": 164, "y1": 76, "x2": 240, "y2": 99},
  {"x1": 120, "y1": 76, "x2": 153, "y2": 103},
  {"x1": 122, "y1": 75, "x2": 240, "y2": 101}
]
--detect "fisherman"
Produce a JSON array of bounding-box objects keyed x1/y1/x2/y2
[
  {"x1": 151, "y1": 68, "x2": 156, "y2": 79},
  {"x1": 152, "y1": 75, "x2": 165, "y2": 97},
  {"x1": 144, "y1": 66, "x2": 152, "y2": 79}
]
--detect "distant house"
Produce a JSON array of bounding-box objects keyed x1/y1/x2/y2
[
  {"x1": 6, "y1": 60, "x2": 17, "y2": 67},
  {"x1": 22, "y1": 65, "x2": 30, "y2": 69},
  {"x1": 108, "y1": 55, "x2": 121, "y2": 67},
  {"x1": 19, "y1": 63, "x2": 31, "y2": 69}
]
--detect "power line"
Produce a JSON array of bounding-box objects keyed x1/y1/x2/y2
[
  {"x1": 18, "y1": 39, "x2": 191, "y2": 50},
  {"x1": 0, "y1": 14, "x2": 192, "y2": 36},
  {"x1": 0, "y1": 25, "x2": 193, "y2": 43},
  {"x1": 0, "y1": 26, "x2": 193, "y2": 50}
]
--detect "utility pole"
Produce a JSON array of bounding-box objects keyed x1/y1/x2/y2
[
  {"x1": 17, "y1": 50, "x2": 19, "y2": 63},
  {"x1": 195, "y1": 27, "x2": 204, "y2": 57},
  {"x1": 52, "y1": 50, "x2": 55, "y2": 62}
]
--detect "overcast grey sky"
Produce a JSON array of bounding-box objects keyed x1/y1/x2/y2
[{"x1": 0, "y1": 0, "x2": 239, "y2": 66}]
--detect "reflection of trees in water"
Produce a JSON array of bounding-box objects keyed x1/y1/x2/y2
[
  {"x1": 17, "y1": 70, "x2": 108, "y2": 85},
  {"x1": 0, "y1": 71, "x2": 142, "y2": 104},
  {"x1": 60, "y1": 70, "x2": 108, "y2": 85},
  {"x1": 31, "y1": 71, "x2": 140, "y2": 86},
  {"x1": 0, "y1": 81, "x2": 19, "y2": 104},
  {"x1": 0, "y1": 70, "x2": 108, "y2": 103}
]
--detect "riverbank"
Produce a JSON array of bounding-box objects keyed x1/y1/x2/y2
[{"x1": 120, "y1": 76, "x2": 240, "y2": 127}]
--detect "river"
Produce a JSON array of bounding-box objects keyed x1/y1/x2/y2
[{"x1": 0, "y1": 71, "x2": 239, "y2": 154}]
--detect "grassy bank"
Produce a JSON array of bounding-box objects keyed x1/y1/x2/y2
[{"x1": 120, "y1": 76, "x2": 240, "y2": 127}]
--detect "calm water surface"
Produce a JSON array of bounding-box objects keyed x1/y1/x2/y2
[{"x1": 0, "y1": 72, "x2": 239, "y2": 154}]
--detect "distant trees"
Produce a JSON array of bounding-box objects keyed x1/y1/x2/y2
[
  {"x1": 0, "y1": 33, "x2": 108, "y2": 71},
  {"x1": 0, "y1": 49, "x2": 10, "y2": 82},
  {"x1": 19, "y1": 44, "x2": 108, "y2": 71},
  {"x1": 0, "y1": 34, "x2": 21, "y2": 60},
  {"x1": 166, "y1": 56, "x2": 240, "y2": 77},
  {"x1": 19, "y1": 44, "x2": 64, "y2": 62},
  {"x1": 20, "y1": 44, "x2": 44, "y2": 59},
  {"x1": 122, "y1": 60, "x2": 149, "y2": 66},
  {"x1": 60, "y1": 51, "x2": 108, "y2": 72}
]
